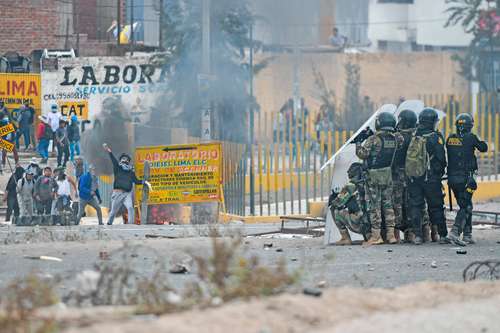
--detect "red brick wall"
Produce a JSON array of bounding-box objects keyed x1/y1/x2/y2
[{"x1": 0, "y1": 0, "x2": 61, "y2": 55}]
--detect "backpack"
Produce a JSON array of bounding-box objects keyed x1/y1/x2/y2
[
  {"x1": 43, "y1": 123, "x2": 53, "y2": 139},
  {"x1": 405, "y1": 132, "x2": 433, "y2": 178}
]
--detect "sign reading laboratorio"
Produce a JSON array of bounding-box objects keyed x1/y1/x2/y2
[
  {"x1": 134, "y1": 143, "x2": 223, "y2": 205},
  {"x1": 41, "y1": 56, "x2": 168, "y2": 121},
  {"x1": 0, "y1": 73, "x2": 41, "y2": 112}
]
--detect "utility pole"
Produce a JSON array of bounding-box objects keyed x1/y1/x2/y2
[
  {"x1": 200, "y1": 0, "x2": 211, "y2": 142},
  {"x1": 130, "y1": 0, "x2": 134, "y2": 55},
  {"x1": 249, "y1": 23, "x2": 255, "y2": 215},
  {"x1": 159, "y1": 0, "x2": 164, "y2": 49},
  {"x1": 74, "y1": 0, "x2": 80, "y2": 54},
  {"x1": 117, "y1": 0, "x2": 122, "y2": 46}
]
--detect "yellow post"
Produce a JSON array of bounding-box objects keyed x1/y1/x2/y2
[
  {"x1": 335, "y1": 130, "x2": 340, "y2": 153},
  {"x1": 327, "y1": 130, "x2": 333, "y2": 160}
]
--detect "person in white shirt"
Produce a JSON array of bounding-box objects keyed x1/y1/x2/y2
[{"x1": 46, "y1": 104, "x2": 61, "y2": 153}]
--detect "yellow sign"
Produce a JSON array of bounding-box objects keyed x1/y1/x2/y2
[
  {"x1": 0, "y1": 123, "x2": 15, "y2": 137},
  {"x1": 57, "y1": 100, "x2": 89, "y2": 119},
  {"x1": 0, "y1": 74, "x2": 41, "y2": 112},
  {"x1": 135, "y1": 143, "x2": 223, "y2": 205},
  {"x1": 0, "y1": 138, "x2": 14, "y2": 152}
]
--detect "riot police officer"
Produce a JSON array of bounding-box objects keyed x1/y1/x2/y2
[
  {"x1": 393, "y1": 110, "x2": 432, "y2": 243},
  {"x1": 407, "y1": 108, "x2": 447, "y2": 245},
  {"x1": 446, "y1": 113, "x2": 488, "y2": 245},
  {"x1": 329, "y1": 162, "x2": 371, "y2": 245},
  {"x1": 356, "y1": 112, "x2": 403, "y2": 245}
]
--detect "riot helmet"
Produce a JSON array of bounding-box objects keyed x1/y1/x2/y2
[
  {"x1": 347, "y1": 162, "x2": 363, "y2": 181},
  {"x1": 418, "y1": 108, "x2": 439, "y2": 130},
  {"x1": 397, "y1": 110, "x2": 417, "y2": 130},
  {"x1": 455, "y1": 113, "x2": 474, "y2": 134},
  {"x1": 375, "y1": 112, "x2": 396, "y2": 131}
]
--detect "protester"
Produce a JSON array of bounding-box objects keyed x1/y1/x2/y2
[
  {"x1": 68, "y1": 115, "x2": 81, "y2": 161},
  {"x1": 3, "y1": 165, "x2": 24, "y2": 222},
  {"x1": 17, "y1": 168, "x2": 36, "y2": 217},
  {"x1": 34, "y1": 166, "x2": 58, "y2": 216},
  {"x1": 103, "y1": 143, "x2": 151, "y2": 225},
  {"x1": 0, "y1": 116, "x2": 19, "y2": 172},
  {"x1": 55, "y1": 118, "x2": 70, "y2": 167},
  {"x1": 28, "y1": 157, "x2": 42, "y2": 179},
  {"x1": 16, "y1": 103, "x2": 32, "y2": 150},
  {"x1": 53, "y1": 168, "x2": 78, "y2": 225},
  {"x1": 36, "y1": 115, "x2": 51, "y2": 163},
  {"x1": 330, "y1": 27, "x2": 347, "y2": 49},
  {"x1": 25, "y1": 102, "x2": 36, "y2": 149},
  {"x1": 74, "y1": 156, "x2": 85, "y2": 180},
  {"x1": 77, "y1": 164, "x2": 103, "y2": 225},
  {"x1": 47, "y1": 104, "x2": 61, "y2": 152},
  {"x1": 0, "y1": 100, "x2": 7, "y2": 118}
]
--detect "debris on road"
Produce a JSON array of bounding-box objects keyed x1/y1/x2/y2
[
  {"x1": 145, "y1": 234, "x2": 177, "y2": 239},
  {"x1": 303, "y1": 287, "x2": 322, "y2": 297},
  {"x1": 263, "y1": 243, "x2": 273, "y2": 249},
  {"x1": 457, "y1": 249, "x2": 467, "y2": 255},
  {"x1": 431, "y1": 261, "x2": 438, "y2": 268},
  {"x1": 23, "y1": 255, "x2": 63, "y2": 262},
  {"x1": 276, "y1": 248, "x2": 283, "y2": 252},
  {"x1": 169, "y1": 264, "x2": 190, "y2": 274},
  {"x1": 317, "y1": 281, "x2": 327, "y2": 289}
]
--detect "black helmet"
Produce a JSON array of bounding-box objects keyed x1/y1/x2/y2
[
  {"x1": 455, "y1": 113, "x2": 474, "y2": 133},
  {"x1": 119, "y1": 153, "x2": 132, "y2": 163},
  {"x1": 347, "y1": 162, "x2": 363, "y2": 181},
  {"x1": 418, "y1": 108, "x2": 439, "y2": 129},
  {"x1": 397, "y1": 110, "x2": 417, "y2": 130},
  {"x1": 375, "y1": 112, "x2": 396, "y2": 131}
]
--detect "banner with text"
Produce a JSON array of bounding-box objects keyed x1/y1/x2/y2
[
  {"x1": 0, "y1": 73, "x2": 41, "y2": 114},
  {"x1": 134, "y1": 143, "x2": 223, "y2": 205}
]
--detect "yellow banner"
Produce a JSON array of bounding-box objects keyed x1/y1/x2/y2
[
  {"x1": 134, "y1": 142, "x2": 223, "y2": 205},
  {"x1": 0, "y1": 74, "x2": 41, "y2": 113},
  {"x1": 57, "y1": 100, "x2": 89, "y2": 119},
  {"x1": 0, "y1": 123, "x2": 15, "y2": 137},
  {"x1": 0, "y1": 138, "x2": 14, "y2": 152}
]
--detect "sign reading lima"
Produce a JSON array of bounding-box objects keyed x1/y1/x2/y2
[{"x1": 60, "y1": 65, "x2": 168, "y2": 86}]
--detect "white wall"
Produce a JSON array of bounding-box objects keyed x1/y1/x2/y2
[
  {"x1": 367, "y1": 0, "x2": 412, "y2": 44},
  {"x1": 414, "y1": 0, "x2": 472, "y2": 47}
]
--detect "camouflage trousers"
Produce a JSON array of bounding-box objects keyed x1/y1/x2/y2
[
  {"x1": 393, "y1": 170, "x2": 430, "y2": 232},
  {"x1": 366, "y1": 181, "x2": 395, "y2": 230},
  {"x1": 333, "y1": 209, "x2": 370, "y2": 237}
]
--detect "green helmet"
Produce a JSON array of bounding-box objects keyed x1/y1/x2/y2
[
  {"x1": 347, "y1": 162, "x2": 363, "y2": 181},
  {"x1": 397, "y1": 110, "x2": 417, "y2": 130},
  {"x1": 418, "y1": 108, "x2": 439, "y2": 129},
  {"x1": 375, "y1": 112, "x2": 396, "y2": 131},
  {"x1": 455, "y1": 113, "x2": 474, "y2": 133}
]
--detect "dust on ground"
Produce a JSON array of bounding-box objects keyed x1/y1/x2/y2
[{"x1": 54, "y1": 281, "x2": 500, "y2": 333}]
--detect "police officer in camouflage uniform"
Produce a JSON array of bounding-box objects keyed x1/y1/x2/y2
[
  {"x1": 446, "y1": 113, "x2": 488, "y2": 246},
  {"x1": 407, "y1": 108, "x2": 448, "y2": 245},
  {"x1": 393, "y1": 110, "x2": 431, "y2": 243},
  {"x1": 329, "y1": 162, "x2": 371, "y2": 245},
  {"x1": 356, "y1": 112, "x2": 403, "y2": 245}
]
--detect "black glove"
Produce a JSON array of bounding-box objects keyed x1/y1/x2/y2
[
  {"x1": 351, "y1": 127, "x2": 374, "y2": 144},
  {"x1": 328, "y1": 190, "x2": 339, "y2": 208}
]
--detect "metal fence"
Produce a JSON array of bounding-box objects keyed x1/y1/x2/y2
[{"x1": 222, "y1": 93, "x2": 500, "y2": 217}]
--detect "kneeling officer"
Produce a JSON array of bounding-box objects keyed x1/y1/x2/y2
[{"x1": 329, "y1": 163, "x2": 371, "y2": 245}]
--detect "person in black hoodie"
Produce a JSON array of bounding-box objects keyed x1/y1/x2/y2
[
  {"x1": 3, "y1": 166, "x2": 24, "y2": 221},
  {"x1": 103, "y1": 143, "x2": 151, "y2": 225}
]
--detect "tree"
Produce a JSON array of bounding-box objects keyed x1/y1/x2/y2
[
  {"x1": 151, "y1": 0, "x2": 266, "y2": 143},
  {"x1": 445, "y1": 0, "x2": 500, "y2": 90}
]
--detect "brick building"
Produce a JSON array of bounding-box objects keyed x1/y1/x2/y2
[{"x1": 0, "y1": 0, "x2": 125, "y2": 57}]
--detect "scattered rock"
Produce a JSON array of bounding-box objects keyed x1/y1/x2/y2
[
  {"x1": 276, "y1": 248, "x2": 283, "y2": 252},
  {"x1": 263, "y1": 243, "x2": 273, "y2": 249},
  {"x1": 131, "y1": 253, "x2": 139, "y2": 258},
  {"x1": 303, "y1": 287, "x2": 322, "y2": 297},
  {"x1": 368, "y1": 268, "x2": 375, "y2": 271},
  {"x1": 444, "y1": 262, "x2": 449, "y2": 266},
  {"x1": 169, "y1": 264, "x2": 190, "y2": 274},
  {"x1": 431, "y1": 261, "x2": 438, "y2": 268},
  {"x1": 387, "y1": 249, "x2": 393, "y2": 253},
  {"x1": 456, "y1": 249, "x2": 467, "y2": 255},
  {"x1": 291, "y1": 258, "x2": 298, "y2": 262},
  {"x1": 24, "y1": 255, "x2": 62, "y2": 262},
  {"x1": 316, "y1": 280, "x2": 327, "y2": 288}
]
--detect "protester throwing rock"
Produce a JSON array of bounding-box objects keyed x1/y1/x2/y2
[{"x1": 102, "y1": 143, "x2": 151, "y2": 225}]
